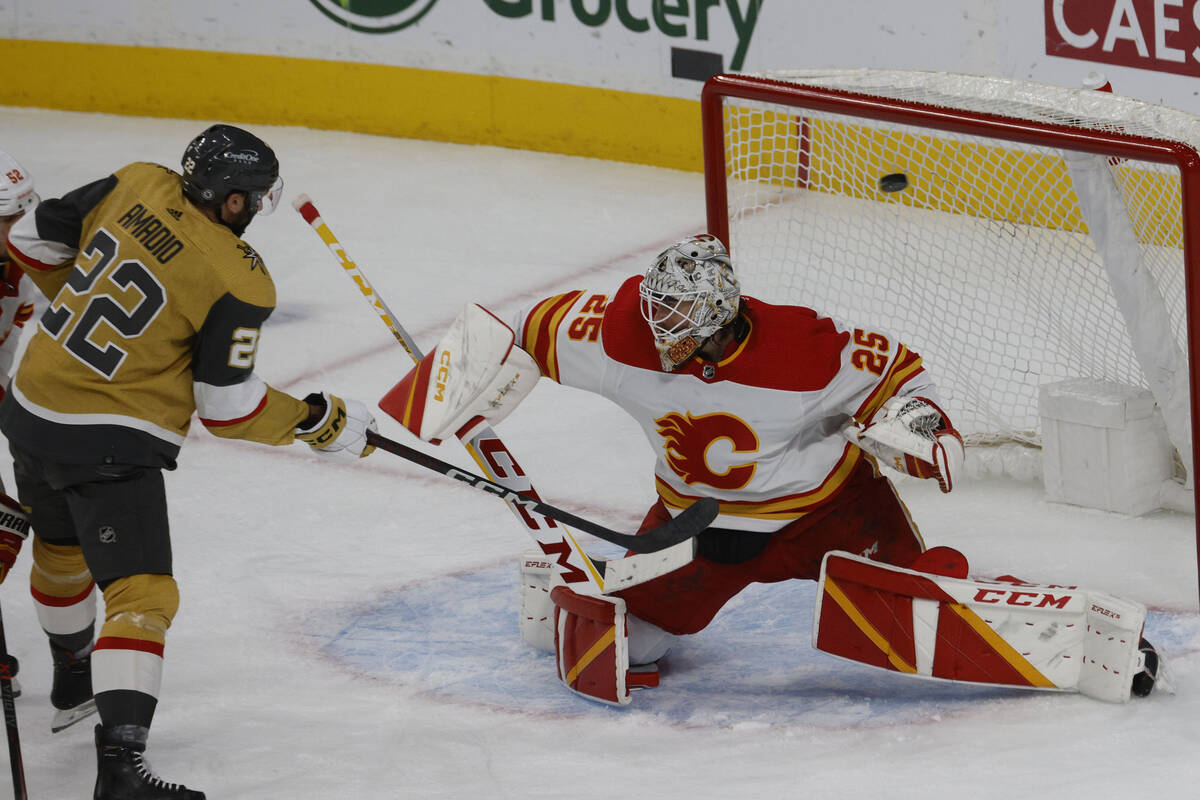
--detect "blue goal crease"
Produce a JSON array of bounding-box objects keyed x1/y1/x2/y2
[{"x1": 306, "y1": 562, "x2": 1196, "y2": 727}]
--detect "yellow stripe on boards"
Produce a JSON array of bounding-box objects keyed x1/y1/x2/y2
[
  {"x1": 725, "y1": 107, "x2": 1182, "y2": 248},
  {"x1": 0, "y1": 38, "x2": 703, "y2": 172}
]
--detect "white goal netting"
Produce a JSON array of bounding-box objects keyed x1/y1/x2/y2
[{"x1": 708, "y1": 70, "x2": 1199, "y2": 485}]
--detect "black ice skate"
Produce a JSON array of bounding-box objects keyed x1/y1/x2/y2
[
  {"x1": 1130, "y1": 637, "x2": 1160, "y2": 698},
  {"x1": 50, "y1": 641, "x2": 97, "y2": 732},
  {"x1": 94, "y1": 724, "x2": 206, "y2": 799}
]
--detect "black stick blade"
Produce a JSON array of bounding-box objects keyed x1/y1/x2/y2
[{"x1": 624, "y1": 497, "x2": 718, "y2": 553}]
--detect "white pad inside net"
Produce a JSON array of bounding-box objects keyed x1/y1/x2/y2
[{"x1": 712, "y1": 70, "x2": 1198, "y2": 484}]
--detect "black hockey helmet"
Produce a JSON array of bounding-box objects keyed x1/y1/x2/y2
[{"x1": 180, "y1": 124, "x2": 281, "y2": 212}]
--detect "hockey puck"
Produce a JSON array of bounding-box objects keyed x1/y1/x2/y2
[{"x1": 879, "y1": 173, "x2": 909, "y2": 193}]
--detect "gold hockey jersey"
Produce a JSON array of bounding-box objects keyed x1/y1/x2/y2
[{"x1": 3, "y1": 162, "x2": 308, "y2": 467}]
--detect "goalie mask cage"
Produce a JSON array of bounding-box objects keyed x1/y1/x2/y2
[{"x1": 701, "y1": 70, "x2": 1200, "y2": 604}]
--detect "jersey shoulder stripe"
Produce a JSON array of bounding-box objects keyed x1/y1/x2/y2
[
  {"x1": 522, "y1": 290, "x2": 584, "y2": 383},
  {"x1": 853, "y1": 344, "x2": 925, "y2": 423}
]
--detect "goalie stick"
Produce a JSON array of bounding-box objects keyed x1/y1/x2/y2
[
  {"x1": 293, "y1": 195, "x2": 697, "y2": 587},
  {"x1": 365, "y1": 430, "x2": 716, "y2": 553}
]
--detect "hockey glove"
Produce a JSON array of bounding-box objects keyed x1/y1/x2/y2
[
  {"x1": 296, "y1": 392, "x2": 377, "y2": 460},
  {"x1": 0, "y1": 493, "x2": 30, "y2": 584},
  {"x1": 845, "y1": 396, "x2": 964, "y2": 492}
]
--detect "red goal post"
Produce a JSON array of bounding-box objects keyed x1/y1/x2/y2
[{"x1": 701, "y1": 70, "x2": 1200, "y2": 604}]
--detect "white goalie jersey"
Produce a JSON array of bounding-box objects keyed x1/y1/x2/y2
[
  {"x1": 512, "y1": 276, "x2": 940, "y2": 532},
  {"x1": 0, "y1": 277, "x2": 34, "y2": 389}
]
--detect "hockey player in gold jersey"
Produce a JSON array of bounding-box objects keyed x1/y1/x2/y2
[{"x1": 2, "y1": 124, "x2": 376, "y2": 799}]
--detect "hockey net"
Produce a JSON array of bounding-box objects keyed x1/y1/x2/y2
[{"x1": 701, "y1": 70, "x2": 1200, "y2": 498}]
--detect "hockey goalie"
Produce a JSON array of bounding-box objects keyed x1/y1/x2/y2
[{"x1": 380, "y1": 234, "x2": 1163, "y2": 706}]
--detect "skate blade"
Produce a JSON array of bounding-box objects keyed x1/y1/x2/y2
[{"x1": 51, "y1": 699, "x2": 97, "y2": 733}]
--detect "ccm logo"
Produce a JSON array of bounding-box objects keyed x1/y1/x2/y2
[
  {"x1": 973, "y1": 589, "x2": 1073, "y2": 609},
  {"x1": 433, "y1": 349, "x2": 452, "y2": 402}
]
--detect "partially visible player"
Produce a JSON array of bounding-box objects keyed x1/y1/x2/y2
[
  {"x1": 0, "y1": 150, "x2": 38, "y2": 697},
  {"x1": 3, "y1": 124, "x2": 376, "y2": 799},
  {"x1": 0, "y1": 149, "x2": 37, "y2": 403}
]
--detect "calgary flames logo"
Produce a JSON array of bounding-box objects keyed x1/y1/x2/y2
[{"x1": 655, "y1": 412, "x2": 758, "y2": 489}]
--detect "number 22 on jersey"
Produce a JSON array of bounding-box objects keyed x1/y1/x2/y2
[{"x1": 40, "y1": 227, "x2": 168, "y2": 379}]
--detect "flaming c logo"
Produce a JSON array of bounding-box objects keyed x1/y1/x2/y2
[{"x1": 656, "y1": 412, "x2": 758, "y2": 489}]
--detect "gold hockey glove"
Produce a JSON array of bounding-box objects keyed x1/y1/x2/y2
[{"x1": 296, "y1": 392, "x2": 377, "y2": 460}]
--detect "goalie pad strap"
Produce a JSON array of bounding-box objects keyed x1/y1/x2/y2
[{"x1": 551, "y1": 586, "x2": 631, "y2": 706}]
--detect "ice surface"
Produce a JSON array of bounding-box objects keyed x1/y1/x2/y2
[{"x1": 0, "y1": 107, "x2": 1195, "y2": 799}]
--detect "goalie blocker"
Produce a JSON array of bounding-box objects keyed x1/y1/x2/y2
[
  {"x1": 380, "y1": 303, "x2": 539, "y2": 445},
  {"x1": 814, "y1": 550, "x2": 1160, "y2": 703}
]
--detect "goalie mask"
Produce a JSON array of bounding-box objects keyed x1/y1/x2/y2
[{"x1": 639, "y1": 235, "x2": 740, "y2": 370}]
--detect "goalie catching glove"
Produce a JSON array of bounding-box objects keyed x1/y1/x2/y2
[
  {"x1": 296, "y1": 392, "x2": 377, "y2": 459},
  {"x1": 0, "y1": 493, "x2": 30, "y2": 584},
  {"x1": 844, "y1": 396, "x2": 964, "y2": 492},
  {"x1": 379, "y1": 303, "x2": 540, "y2": 444}
]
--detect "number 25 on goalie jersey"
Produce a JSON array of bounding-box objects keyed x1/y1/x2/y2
[
  {"x1": 3, "y1": 161, "x2": 308, "y2": 467},
  {"x1": 511, "y1": 275, "x2": 939, "y2": 533}
]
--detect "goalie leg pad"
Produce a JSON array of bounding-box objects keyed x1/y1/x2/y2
[
  {"x1": 518, "y1": 552, "x2": 555, "y2": 653},
  {"x1": 552, "y1": 586, "x2": 631, "y2": 706},
  {"x1": 1075, "y1": 587, "x2": 1147, "y2": 702},
  {"x1": 814, "y1": 551, "x2": 1148, "y2": 702}
]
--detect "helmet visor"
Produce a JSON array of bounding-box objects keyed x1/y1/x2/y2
[{"x1": 250, "y1": 176, "x2": 284, "y2": 216}]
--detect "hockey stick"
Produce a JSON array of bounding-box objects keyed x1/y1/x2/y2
[
  {"x1": 365, "y1": 429, "x2": 716, "y2": 553},
  {"x1": 293, "y1": 195, "x2": 698, "y2": 588},
  {"x1": 0, "y1": 601, "x2": 27, "y2": 800}
]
